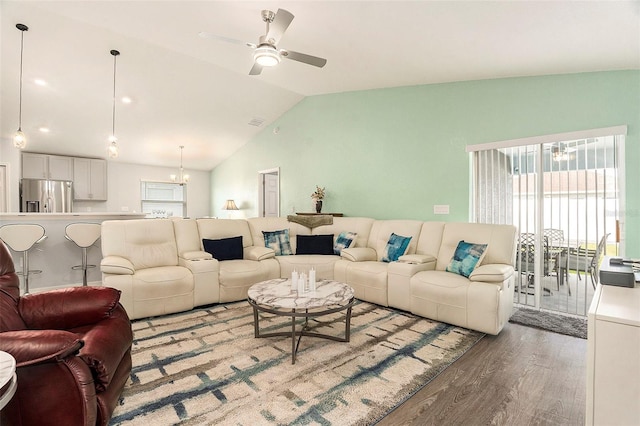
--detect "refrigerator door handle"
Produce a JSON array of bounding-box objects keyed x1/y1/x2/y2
[{"x1": 45, "y1": 196, "x2": 54, "y2": 213}]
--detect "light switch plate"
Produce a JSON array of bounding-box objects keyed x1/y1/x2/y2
[{"x1": 434, "y1": 205, "x2": 450, "y2": 215}]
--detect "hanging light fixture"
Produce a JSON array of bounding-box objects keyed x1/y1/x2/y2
[
  {"x1": 13, "y1": 23, "x2": 29, "y2": 149},
  {"x1": 170, "y1": 146, "x2": 190, "y2": 184},
  {"x1": 107, "y1": 49, "x2": 120, "y2": 158}
]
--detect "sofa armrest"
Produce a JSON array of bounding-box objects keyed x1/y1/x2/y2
[
  {"x1": 180, "y1": 250, "x2": 213, "y2": 261},
  {"x1": 340, "y1": 247, "x2": 377, "y2": 262},
  {"x1": 398, "y1": 254, "x2": 436, "y2": 264},
  {"x1": 469, "y1": 264, "x2": 514, "y2": 283},
  {"x1": 0, "y1": 330, "x2": 83, "y2": 366},
  {"x1": 19, "y1": 287, "x2": 122, "y2": 330},
  {"x1": 245, "y1": 246, "x2": 276, "y2": 261},
  {"x1": 101, "y1": 255, "x2": 135, "y2": 275}
]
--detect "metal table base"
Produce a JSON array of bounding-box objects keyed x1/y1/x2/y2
[{"x1": 248, "y1": 297, "x2": 354, "y2": 364}]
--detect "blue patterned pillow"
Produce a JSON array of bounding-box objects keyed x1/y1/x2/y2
[
  {"x1": 381, "y1": 233, "x2": 412, "y2": 263},
  {"x1": 446, "y1": 240, "x2": 488, "y2": 278},
  {"x1": 334, "y1": 231, "x2": 357, "y2": 255},
  {"x1": 262, "y1": 229, "x2": 293, "y2": 256}
]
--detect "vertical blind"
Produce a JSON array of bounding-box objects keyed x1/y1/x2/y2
[{"x1": 467, "y1": 127, "x2": 625, "y2": 315}]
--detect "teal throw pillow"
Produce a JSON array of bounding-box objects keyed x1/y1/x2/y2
[
  {"x1": 381, "y1": 233, "x2": 412, "y2": 263},
  {"x1": 262, "y1": 229, "x2": 293, "y2": 256},
  {"x1": 446, "y1": 240, "x2": 488, "y2": 278},
  {"x1": 334, "y1": 231, "x2": 357, "y2": 255}
]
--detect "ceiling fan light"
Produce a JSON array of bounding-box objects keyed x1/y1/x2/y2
[{"x1": 254, "y1": 46, "x2": 280, "y2": 67}]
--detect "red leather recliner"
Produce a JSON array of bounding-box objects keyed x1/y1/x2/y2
[{"x1": 0, "y1": 241, "x2": 133, "y2": 426}]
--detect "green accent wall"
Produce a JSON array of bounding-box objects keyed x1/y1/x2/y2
[{"x1": 211, "y1": 71, "x2": 640, "y2": 256}]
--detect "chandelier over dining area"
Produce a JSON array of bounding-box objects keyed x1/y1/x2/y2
[{"x1": 170, "y1": 145, "x2": 190, "y2": 184}]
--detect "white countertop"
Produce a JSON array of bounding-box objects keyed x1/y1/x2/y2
[
  {"x1": 0, "y1": 212, "x2": 147, "y2": 220},
  {"x1": 595, "y1": 283, "x2": 640, "y2": 327}
]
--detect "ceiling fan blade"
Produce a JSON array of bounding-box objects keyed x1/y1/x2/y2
[
  {"x1": 249, "y1": 62, "x2": 263, "y2": 76},
  {"x1": 198, "y1": 31, "x2": 256, "y2": 48},
  {"x1": 266, "y1": 9, "x2": 294, "y2": 45},
  {"x1": 281, "y1": 50, "x2": 327, "y2": 68}
]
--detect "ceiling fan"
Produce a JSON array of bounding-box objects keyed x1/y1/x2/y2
[{"x1": 199, "y1": 9, "x2": 327, "y2": 76}]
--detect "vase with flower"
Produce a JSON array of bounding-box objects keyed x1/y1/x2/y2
[{"x1": 311, "y1": 186, "x2": 325, "y2": 214}]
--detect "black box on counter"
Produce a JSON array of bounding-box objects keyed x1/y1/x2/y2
[{"x1": 599, "y1": 256, "x2": 636, "y2": 288}]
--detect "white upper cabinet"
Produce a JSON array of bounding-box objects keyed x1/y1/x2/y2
[
  {"x1": 73, "y1": 158, "x2": 107, "y2": 200},
  {"x1": 22, "y1": 153, "x2": 74, "y2": 181}
]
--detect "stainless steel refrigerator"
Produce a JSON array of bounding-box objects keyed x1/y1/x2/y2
[{"x1": 20, "y1": 179, "x2": 73, "y2": 212}]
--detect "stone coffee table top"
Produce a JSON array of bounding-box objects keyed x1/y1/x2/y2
[{"x1": 247, "y1": 278, "x2": 354, "y2": 310}]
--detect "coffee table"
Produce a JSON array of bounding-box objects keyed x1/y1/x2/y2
[
  {"x1": 247, "y1": 278, "x2": 355, "y2": 364},
  {"x1": 0, "y1": 351, "x2": 17, "y2": 410}
]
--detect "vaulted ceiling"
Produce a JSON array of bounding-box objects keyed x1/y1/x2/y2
[{"x1": 1, "y1": 1, "x2": 638, "y2": 170}]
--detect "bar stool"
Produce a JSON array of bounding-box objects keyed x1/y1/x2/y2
[
  {"x1": 0, "y1": 224, "x2": 47, "y2": 294},
  {"x1": 65, "y1": 223, "x2": 101, "y2": 286}
]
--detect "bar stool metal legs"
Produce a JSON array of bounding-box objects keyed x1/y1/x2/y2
[
  {"x1": 0, "y1": 224, "x2": 47, "y2": 294},
  {"x1": 65, "y1": 223, "x2": 101, "y2": 286}
]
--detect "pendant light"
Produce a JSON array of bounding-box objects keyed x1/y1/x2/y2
[
  {"x1": 170, "y1": 146, "x2": 190, "y2": 184},
  {"x1": 107, "y1": 49, "x2": 120, "y2": 158},
  {"x1": 13, "y1": 23, "x2": 29, "y2": 149}
]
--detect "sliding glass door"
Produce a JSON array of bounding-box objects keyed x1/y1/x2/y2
[{"x1": 470, "y1": 129, "x2": 624, "y2": 316}]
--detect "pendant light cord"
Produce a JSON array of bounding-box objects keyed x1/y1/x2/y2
[
  {"x1": 17, "y1": 25, "x2": 26, "y2": 130},
  {"x1": 111, "y1": 51, "x2": 118, "y2": 137}
]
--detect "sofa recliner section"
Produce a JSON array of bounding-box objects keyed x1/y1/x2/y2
[
  {"x1": 409, "y1": 222, "x2": 517, "y2": 334},
  {"x1": 101, "y1": 219, "x2": 216, "y2": 320}
]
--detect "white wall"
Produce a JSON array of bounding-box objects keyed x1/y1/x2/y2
[
  {"x1": 0, "y1": 142, "x2": 21, "y2": 211},
  {"x1": 74, "y1": 161, "x2": 211, "y2": 218}
]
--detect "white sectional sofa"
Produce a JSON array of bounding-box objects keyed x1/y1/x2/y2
[{"x1": 100, "y1": 216, "x2": 517, "y2": 334}]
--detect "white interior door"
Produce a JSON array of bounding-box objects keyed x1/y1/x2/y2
[{"x1": 258, "y1": 168, "x2": 279, "y2": 217}]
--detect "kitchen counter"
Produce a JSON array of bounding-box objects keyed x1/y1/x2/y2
[
  {"x1": 0, "y1": 212, "x2": 148, "y2": 293},
  {"x1": 0, "y1": 212, "x2": 147, "y2": 221}
]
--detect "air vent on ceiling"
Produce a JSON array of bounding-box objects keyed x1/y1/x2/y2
[{"x1": 248, "y1": 117, "x2": 265, "y2": 127}]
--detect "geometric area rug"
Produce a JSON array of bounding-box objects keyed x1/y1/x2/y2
[{"x1": 110, "y1": 301, "x2": 484, "y2": 425}]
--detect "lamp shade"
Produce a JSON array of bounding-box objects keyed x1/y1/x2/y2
[{"x1": 223, "y1": 200, "x2": 239, "y2": 210}]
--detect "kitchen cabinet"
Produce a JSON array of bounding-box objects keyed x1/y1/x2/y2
[
  {"x1": 73, "y1": 158, "x2": 107, "y2": 200},
  {"x1": 22, "y1": 153, "x2": 74, "y2": 181}
]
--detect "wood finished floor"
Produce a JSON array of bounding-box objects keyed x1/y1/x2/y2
[{"x1": 377, "y1": 322, "x2": 587, "y2": 426}]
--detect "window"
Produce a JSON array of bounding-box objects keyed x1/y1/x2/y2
[
  {"x1": 141, "y1": 181, "x2": 186, "y2": 218},
  {"x1": 468, "y1": 126, "x2": 625, "y2": 316}
]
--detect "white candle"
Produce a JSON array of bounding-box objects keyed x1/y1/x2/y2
[{"x1": 309, "y1": 268, "x2": 316, "y2": 292}]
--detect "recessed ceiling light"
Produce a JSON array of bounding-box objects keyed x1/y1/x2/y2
[
  {"x1": 121, "y1": 96, "x2": 132, "y2": 104},
  {"x1": 34, "y1": 78, "x2": 47, "y2": 86},
  {"x1": 38, "y1": 127, "x2": 50, "y2": 133}
]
